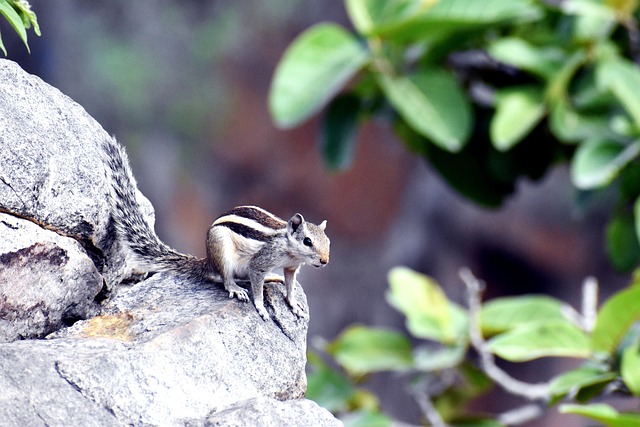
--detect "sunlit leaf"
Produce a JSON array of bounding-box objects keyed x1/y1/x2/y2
[
  {"x1": 490, "y1": 86, "x2": 546, "y2": 151},
  {"x1": 487, "y1": 320, "x2": 591, "y2": 361},
  {"x1": 342, "y1": 409, "x2": 393, "y2": 427},
  {"x1": 571, "y1": 138, "x2": 640, "y2": 189},
  {"x1": 0, "y1": 0, "x2": 29, "y2": 52},
  {"x1": 549, "y1": 99, "x2": 610, "y2": 143},
  {"x1": 378, "y1": 69, "x2": 472, "y2": 152},
  {"x1": 549, "y1": 366, "x2": 616, "y2": 402},
  {"x1": 598, "y1": 58, "x2": 640, "y2": 126},
  {"x1": 371, "y1": 0, "x2": 541, "y2": 41},
  {"x1": 387, "y1": 267, "x2": 468, "y2": 344},
  {"x1": 328, "y1": 326, "x2": 413, "y2": 376},
  {"x1": 306, "y1": 352, "x2": 356, "y2": 413},
  {"x1": 622, "y1": 340, "x2": 640, "y2": 396},
  {"x1": 560, "y1": 404, "x2": 640, "y2": 427},
  {"x1": 591, "y1": 285, "x2": 640, "y2": 354},
  {"x1": 269, "y1": 23, "x2": 369, "y2": 128},
  {"x1": 12, "y1": 0, "x2": 39, "y2": 35},
  {"x1": 345, "y1": 0, "x2": 432, "y2": 36},
  {"x1": 488, "y1": 37, "x2": 562, "y2": 79},
  {"x1": 480, "y1": 295, "x2": 566, "y2": 335},
  {"x1": 413, "y1": 344, "x2": 466, "y2": 372}
]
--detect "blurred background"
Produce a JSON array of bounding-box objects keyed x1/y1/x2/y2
[{"x1": 2, "y1": 1, "x2": 629, "y2": 424}]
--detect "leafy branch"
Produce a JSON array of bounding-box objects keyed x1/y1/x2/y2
[
  {"x1": 307, "y1": 267, "x2": 640, "y2": 426},
  {"x1": 0, "y1": 0, "x2": 39, "y2": 56}
]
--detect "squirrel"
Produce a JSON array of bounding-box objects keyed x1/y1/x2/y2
[{"x1": 100, "y1": 135, "x2": 330, "y2": 320}]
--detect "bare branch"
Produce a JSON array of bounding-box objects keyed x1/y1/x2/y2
[
  {"x1": 460, "y1": 268, "x2": 549, "y2": 401},
  {"x1": 497, "y1": 404, "x2": 545, "y2": 426}
]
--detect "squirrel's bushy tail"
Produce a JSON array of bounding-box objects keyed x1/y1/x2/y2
[{"x1": 100, "y1": 135, "x2": 189, "y2": 271}]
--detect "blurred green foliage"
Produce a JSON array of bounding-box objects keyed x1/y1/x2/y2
[
  {"x1": 0, "y1": 0, "x2": 39, "y2": 55},
  {"x1": 307, "y1": 267, "x2": 640, "y2": 425},
  {"x1": 269, "y1": 0, "x2": 640, "y2": 271}
]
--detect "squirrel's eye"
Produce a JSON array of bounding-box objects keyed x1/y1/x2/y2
[{"x1": 303, "y1": 237, "x2": 313, "y2": 247}]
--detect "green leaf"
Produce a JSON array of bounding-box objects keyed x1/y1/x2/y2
[
  {"x1": 345, "y1": 0, "x2": 428, "y2": 36},
  {"x1": 320, "y1": 94, "x2": 361, "y2": 171},
  {"x1": 549, "y1": 99, "x2": 610, "y2": 143},
  {"x1": 269, "y1": 23, "x2": 369, "y2": 128},
  {"x1": 306, "y1": 352, "x2": 356, "y2": 413},
  {"x1": 487, "y1": 319, "x2": 591, "y2": 361},
  {"x1": 0, "y1": 0, "x2": 29, "y2": 52},
  {"x1": 488, "y1": 37, "x2": 562, "y2": 80},
  {"x1": 560, "y1": 404, "x2": 640, "y2": 427},
  {"x1": 413, "y1": 344, "x2": 466, "y2": 372},
  {"x1": 378, "y1": 69, "x2": 472, "y2": 152},
  {"x1": 606, "y1": 211, "x2": 640, "y2": 272},
  {"x1": 370, "y1": 0, "x2": 541, "y2": 42},
  {"x1": 490, "y1": 86, "x2": 546, "y2": 151},
  {"x1": 571, "y1": 139, "x2": 640, "y2": 189},
  {"x1": 387, "y1": 267, "x2": 468, "y2": 344},
  {"x1": 328, "y1": 325, "x2": 413, "y2": 376},
  {"x1": 480, "y1": 295, "x2": 566, "y2": 335},
  {"x1": 622, "y1": 340, "x2": 640, "y2": 396},
  {"x1": 548, "y1": 366, "x2": 616, "y2": 402},
  {"x1": 598, "y1": 58, "x2": 640, "y2": 126},
  {"x1": 342, "y1": 409, "x2": 393, "y2": 427},
  {"x1": 591, "y1": 285, "x2": 640, "y2": 354},
  {"x1": 13, "y1": 0, "x2": 40, "y2": 35}
]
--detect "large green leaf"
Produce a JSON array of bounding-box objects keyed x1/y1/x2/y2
[
  {"x1": 0, "y1": 0, "x2": 28, "y2": 52},
  {"x1": 345, "y1": 0, "x2": 428, "y2": 36},
  {"x1": 378, "y1": 69, "x2": 472, "y2": 152},
  {"x1": 591, "y1": 285, "x2": 640, "y2": 354},
  {"x1": 369, "y1": 0, "x2": 541, "y2": 41},
  {"x1": 488, "y1": 37, "x2": 563, "y2": 80},
  {"x1": 549, "y1": 99, "x2": 610, "y2": 143},
  {"x1": 487, "y1": 319, "x2": 591, "y2": 361},
  {"x1": 490, "y1": 86, "x2": 546, "y2": 151},
  {"x1": 549, "y1": 366, "x2": 616, "y2": 402},
  {"x1": 328, "y1": 325, "x2": 413, "y2": 376},
  {"x1": 480, "y1": 295, "x2": 566, "y2": 335},
  {"x1": 306, "y1": 352, "x2": 356, "y2": 413},
  {"x1": 560, "y1": 404, "x2": 640, "y2": 427},
  {"x1": 597, "y1": 58, "x2": 640, "y2": 126},
  {"x1": 606, "y1": 211, "x2": 640, "y2": 272},
  {"x1": 320, "y1": 94, "x2": 361, "y2": 171},
  {"x1": 387, "y1": 267, "x2": 468, "y2": 344},
  {"x1": 622, "y1": 340, "x2": 640, "y2": 396},
  {"x1": 269, "y1": 23, "x2": 369, "y2": 128},
  {"x1": 570, "y1": 138, "x2": 640, "y2": 189}
]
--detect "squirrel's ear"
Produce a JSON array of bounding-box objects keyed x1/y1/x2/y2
[
  {"x1": 288, "y1": 213, "x2": 304, "y2": 233},
  {"x1": 319, "y1": 220, "x2": 327, "y2": 231}
]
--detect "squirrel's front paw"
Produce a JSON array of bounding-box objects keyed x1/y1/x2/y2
[
  {"x1": 255, "y1": 304, "x2": 270, "y2": 321},
  {"x1": 224, "y1": 283, "x2": 249, "y2": 302},
  {"x1": 287, "y1": 297, "x2": 306, "y2": 318}
]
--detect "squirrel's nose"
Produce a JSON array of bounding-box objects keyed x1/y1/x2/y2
[{"x1": 320, "y1": 258, "x2": 328, "y2": 266}]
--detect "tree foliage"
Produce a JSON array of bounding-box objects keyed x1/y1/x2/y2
[
  {"x1": 269, "y1": 0, "x2": 640, "y2": 425},
  {"x1": 269, "y1": 0, "x2": 640, "y2": 270}
]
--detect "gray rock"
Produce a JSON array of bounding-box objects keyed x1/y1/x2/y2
[
  {"x1": 0, "y1": 213, "x2": 102, "y2": 341},
  {"x1": 0, "y1": 58, "x2": 340, "y2": 426},
  {"x1": 204, "y1": 397, "x2": 343, "y2": 427}
]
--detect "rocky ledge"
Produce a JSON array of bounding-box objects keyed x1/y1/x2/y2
[{"x1": 0, "y1": 59, "x2": 340, "y2": 427}]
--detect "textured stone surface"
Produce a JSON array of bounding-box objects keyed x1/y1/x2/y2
[
  {"x1": 0, "y1": 213, "x2": 102, "y2": 341},
  {"x1": 204, "y1": 397, "x2": 342, "y2": 427},
  {"x1": 0, "y1": 59, "x2": 340, "y2": 426}
]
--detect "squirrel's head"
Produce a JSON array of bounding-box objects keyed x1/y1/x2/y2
[{"x1": 286, "y1": 213, "x2": 330, "y2": 267}]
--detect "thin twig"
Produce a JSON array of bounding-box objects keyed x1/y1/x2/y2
[
  {"x1": 460, "y1": 268, "x2": 549, "y2": 401},
  {"x1": 412, "y1": 382, "x2": 449, "y2": 427},
  {"x1": 581, "y1": 276, "x2": 598, "y2": 333},
  {"x1": 497, "y1": 403, "x2": 545, "y2": 426}
]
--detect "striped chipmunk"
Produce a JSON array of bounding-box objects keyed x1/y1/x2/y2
[{"x1": 101, "y1": 135, "x2": 330, "y2": 320}]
